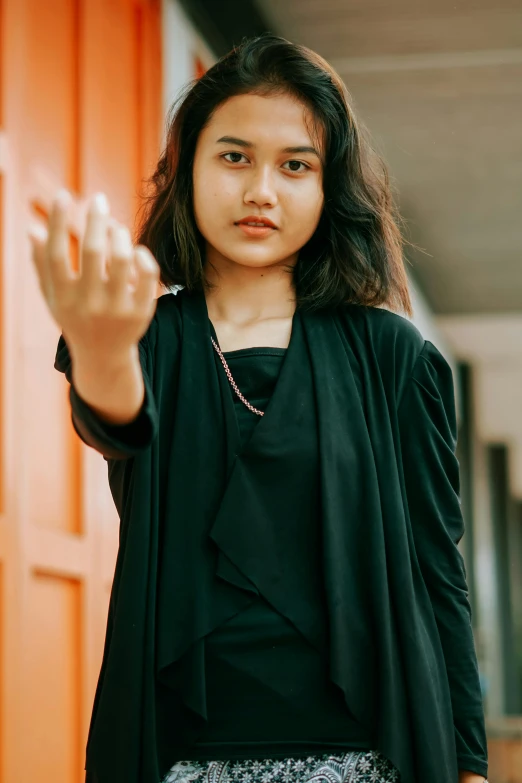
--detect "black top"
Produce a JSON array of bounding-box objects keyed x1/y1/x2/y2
[
  {"x1": 188, "y1": 331, "x2": 374, "y2": 761},
  {"x1": 54, "y1": 287, "x2": 488, "y2": 783},
  {"x1": 219, "y1": 342, "x2": 285, "y2": 449}
]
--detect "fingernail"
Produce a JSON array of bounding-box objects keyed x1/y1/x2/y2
[
  {"x1": 55, "y1": 188, "x2": 72, "y2": 207},
  {"x1": 27, "y1": 223, "x2": 48, "y2": 241},
  {"x1": 93, "y1": 192, "x2": 109, "y2": 213}
]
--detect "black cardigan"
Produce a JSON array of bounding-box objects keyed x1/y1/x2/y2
[{"x1": 54, "y1": 286, "x2": 488, "y2": 783}]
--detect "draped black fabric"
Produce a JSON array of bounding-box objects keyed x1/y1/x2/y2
[
  {"x1": 54, "y1": 286, "x2": 488, "y2": 783},
  {"x1": 186, "y1": 343, "x2": 376, "y2": 760}
]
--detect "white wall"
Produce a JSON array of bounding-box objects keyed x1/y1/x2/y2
[
  {"x1": 404, "y1": 273, "x2": 461, "y2": 404},
  {"x1": 162, "y1": 0, "x2": 216, "y2": 140},
  {"x1": 160, "y1": 0, "x2": 217, "y2": 297}
]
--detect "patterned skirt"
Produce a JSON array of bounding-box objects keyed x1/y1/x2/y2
[{"x1": 161, "y1": 749, "x2": 400, "y2": 783}]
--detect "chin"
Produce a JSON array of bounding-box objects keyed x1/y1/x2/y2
[
  {"x1": 237, "y1": 257, "x2": 284, "y2": 269},
  {"x1": 223, "y1": 249, "x2": 285, "y2": 269}
]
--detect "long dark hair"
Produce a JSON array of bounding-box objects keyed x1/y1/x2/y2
[{"x1": 135, "y1": 33, "x2": 413, "y2": 316}]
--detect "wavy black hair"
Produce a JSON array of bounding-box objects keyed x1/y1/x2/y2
[{"x1": 136, "y1": 32, "x2": 413, "y2": 316}]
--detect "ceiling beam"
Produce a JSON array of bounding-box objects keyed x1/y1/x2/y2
[{"x1": 330, "y1": 47, "x2": 522, "y2": 74}]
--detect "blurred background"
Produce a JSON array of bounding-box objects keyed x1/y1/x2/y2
[{"x1": 0, "y1": 0, "x2": 521, "y2": 780}]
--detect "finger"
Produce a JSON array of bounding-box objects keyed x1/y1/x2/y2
[
  {"x1": 47, "y1": 189, "x2": 74, "y2": 290},
  {"x1": 106, "y1": 223, "x2": 134, "y2": 304},
  {"x1": 80, "y1": 192, "x2": 110, "y2": 291},
  {"x1": 28, "y1": 222, "x2": 51, "y2": 299},
  {"x1": 133, "y1": 246, "x2": 160, "y2": 311}
]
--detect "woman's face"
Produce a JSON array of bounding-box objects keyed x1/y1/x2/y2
[{"x1": 192, "y1": 92, "x2": 325, "y2": 274}]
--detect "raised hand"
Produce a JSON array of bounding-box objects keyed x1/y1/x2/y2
[{"x1": 28, "y1": 190, "x2": 160, "y2": 358}]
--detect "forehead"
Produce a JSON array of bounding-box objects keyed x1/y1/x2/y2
[{"x1": 202, "y1": 92, "x2": 322, "y2": 148}]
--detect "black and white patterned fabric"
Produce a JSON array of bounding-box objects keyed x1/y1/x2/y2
[{"x1": 161, "y1": 750, "x2": 400, "y2": 783}]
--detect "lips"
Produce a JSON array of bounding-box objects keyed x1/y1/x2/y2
[{"x1": 236, "y1": 216, "x2": 278, "y2": 229}]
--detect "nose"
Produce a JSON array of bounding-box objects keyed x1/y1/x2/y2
[{"x1": 243, "y1": 165, "x2": 278, "y2": 208}]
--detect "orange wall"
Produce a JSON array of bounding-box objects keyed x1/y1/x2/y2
[{"x1": 0, "y1": 0, "x2": 162, "y2": 780}]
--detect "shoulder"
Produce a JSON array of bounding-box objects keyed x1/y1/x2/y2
[
  {"x1": 338, "y1": 303, "x2": 425, "y2": 369},
  {"x1": 344, "y1": 305, "x2": 456, "y2": 413},
  {"x1": 154, "y1": 287, "x2": 183, "y2": 323},
  {"x1": 142, "y1": 289, "x2": 183, "y2": 348},
  {"x1": 334, "y1": 303, "x2": 433, "y2": 406}
]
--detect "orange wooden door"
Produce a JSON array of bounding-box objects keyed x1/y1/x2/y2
[{"x1": 0, "y1": 0, "x2": 162, "y2": 780}]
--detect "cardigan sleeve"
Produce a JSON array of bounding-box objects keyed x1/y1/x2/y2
[
  {"x1": 397, "y1": 339, "x2": 488, "y2": 778},
  {"x1": 54, "y1": 330, "x2": 159, "y2": 461}
]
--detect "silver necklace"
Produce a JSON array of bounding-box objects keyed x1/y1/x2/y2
[{"x1": 211, "y1": 337, "x2": 265, "y2": 417}]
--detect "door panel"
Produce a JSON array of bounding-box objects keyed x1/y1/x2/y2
[{"x1": 0, "y1": 1, "x2": 162, "y2": 780}]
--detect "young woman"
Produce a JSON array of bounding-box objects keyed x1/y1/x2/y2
[{"x1": 29, "y1": 33, "x2": 489, "y2": 783}]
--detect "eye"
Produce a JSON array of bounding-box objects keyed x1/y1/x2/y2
[
  {"x1": 222, "y1": 152, "x2": 248, "y2": 164},
  {"x1": 282, "y1": 160, "x2": 310, "y2": 173}
]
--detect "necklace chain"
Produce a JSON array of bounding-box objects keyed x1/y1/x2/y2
[{"x1": 211, "y1": 337, "x2": 265, "y2": 417}]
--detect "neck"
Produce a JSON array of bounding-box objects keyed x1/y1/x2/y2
[{"x1": 203, "y1": 257, "x2": 297, "y2": 326}]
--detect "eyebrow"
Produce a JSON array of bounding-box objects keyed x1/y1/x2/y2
[{"x1": 216, "y1": 135, "x2": 321, "y2": 159}]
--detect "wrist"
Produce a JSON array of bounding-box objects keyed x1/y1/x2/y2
[
  {"x1": 68, "y1": 340, "x2": 139, "y2": 367},
  {"x1": 458, "y1": 771, "x2": 488, "y2": 783}
]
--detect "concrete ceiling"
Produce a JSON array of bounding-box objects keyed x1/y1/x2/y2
[{"x1": 258, "y1": 0, "x2": 522, "y2": 316}]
